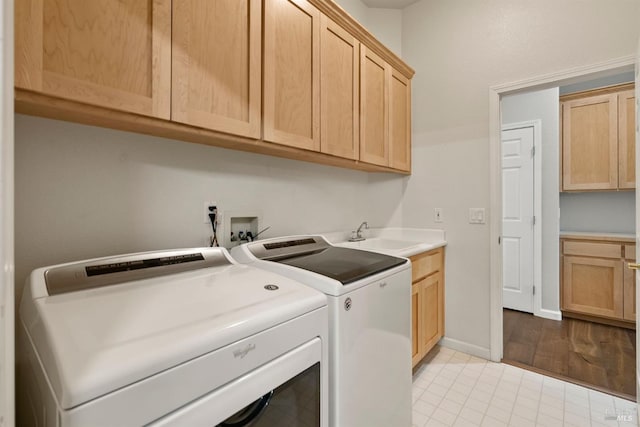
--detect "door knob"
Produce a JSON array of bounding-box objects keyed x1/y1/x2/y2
[{"x1": 628, "y1": 263, "x2": 640, "y2": 270}]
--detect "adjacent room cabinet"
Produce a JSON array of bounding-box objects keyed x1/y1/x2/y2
[
  {"x1": 623, "y1": 244, "x2": 637, "y2": 322},
  {"x1": 561, "y1": 236, "x2": 635, "y2": 328},
  {"x1": 15, "y1": 0, "x2": 414, "y2": 174},
  {"x1": 411, "y1": 247, "x2": 445, "y2": 367},
  {"x1": 560, "y1": 84, "x2": 635, "y2": 191},
  {"x1": 15, "y1": 0, "x2": 172, "y2": 119}
]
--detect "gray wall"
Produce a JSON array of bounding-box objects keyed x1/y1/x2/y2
[
  {"x1": 560, "y1": 192, "x2": 636, "y2": 233},
  {"x1": 501, "y1": 87, "x2": 561, "y2": 314}
]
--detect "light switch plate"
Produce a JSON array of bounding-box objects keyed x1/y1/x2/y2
[
  {"x1": 434, "y1": 208, "x2": 443, "y2": 223},
  {"x1": 469, "y1": 208, "x2": 485, "y2": 224}
]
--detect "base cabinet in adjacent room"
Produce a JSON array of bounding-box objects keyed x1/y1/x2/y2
[{"x1": 561, "y1": 235, "x2": 635, "y2": 328}]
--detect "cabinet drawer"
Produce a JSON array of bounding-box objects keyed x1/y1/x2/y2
[
  {"x1": 410, "y1": 249, "x2": 442, "y2": 282},
  {"x1": 625, "y1": 244, "x2": 636, "y2": 261},
  {"x1": 563, "y1": 241, "x2": 622, "y2": 259}
]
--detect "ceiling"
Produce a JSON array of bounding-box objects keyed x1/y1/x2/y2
[{"x1": 360, "y1": 0, "x2": 420, "y2": 9}]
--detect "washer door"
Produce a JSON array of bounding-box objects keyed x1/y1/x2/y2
[{"x1": 151, "y1": 339, "x2": 322, "y2": 427}]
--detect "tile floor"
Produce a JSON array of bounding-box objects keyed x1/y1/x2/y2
[{"x1": 412, "y1": 346, "x2": 638, "y2": 427}]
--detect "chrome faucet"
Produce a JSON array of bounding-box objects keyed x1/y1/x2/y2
[{"x1": 349, "y1": 221, "x2": 369, "y2": 242}]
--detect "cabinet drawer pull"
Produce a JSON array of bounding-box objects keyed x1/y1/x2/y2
[{"x1": 628, "y1": 263, "x2": 640, "y2": 270}]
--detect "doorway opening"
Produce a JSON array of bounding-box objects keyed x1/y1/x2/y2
[{"x1": 489, "y1": 56, "x2": 637, "y2": 399}]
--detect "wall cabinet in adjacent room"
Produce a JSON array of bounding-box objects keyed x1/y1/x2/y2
[{"x1": 560, "y1": 84, "x2": 635, "y2": 191}]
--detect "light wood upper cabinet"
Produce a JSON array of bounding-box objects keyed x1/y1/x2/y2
[
  {"x1": 320, "y1": 15, "x2": 359, "y2": 160},
  {"x1": 389, "y1": 69, "x2": 411, "y2": 172},
  {"x1": 618, "y1": 90, "x2": 636, "y2": 189},
  {"x1": 15, "y1": 0, "x2": 171, "y2": 119},
  {"x1": 263, "y1": 0, "x2": 320, "y2": 151},
  {"x1": 561, "y1": 84, "x2": 635, "y2": 191},
  {"x1": 562, "y1": 94, "x2": 618, "y2": 190},
  {"x1": 15, "y1": 0, "x2": 415, "y2": 174},
  {"x1": 172, "y1": 0, "x2": 261, "y2": 138},
  {"x1": 360, "y1": 46, "x2": 389, "y2": 167}
]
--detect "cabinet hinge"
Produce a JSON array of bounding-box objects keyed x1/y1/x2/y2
[
  {"x1": 498, "y1": 236, "x2": 501, "y2": 244},
  {"x1": 532, "y1": 216, "x2": 536, "y2": 226},
  {"x1": 531, "y1": 146, "x2": 536, "y2": 158},
  {"x1": 533, "y1": 285, "x2": 535, "y2": 295}
]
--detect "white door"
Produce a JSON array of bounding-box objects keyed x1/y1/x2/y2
[{"x1": 502, "y1": 126, "x2": 535, "y2": 313}]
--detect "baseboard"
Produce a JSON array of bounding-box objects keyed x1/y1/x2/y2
[
  {"x1": 439, "y1": 337, "x2": 491, "y2": 360},
  {"x1": 535, "y1": 308, "x2": 562, "y2": 321}
]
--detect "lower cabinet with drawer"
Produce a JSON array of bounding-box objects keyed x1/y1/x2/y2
[
  {"x1": 561, "y1": 236, "x2": 636, "y2": 328},
  {"x1": 410, "y1": 247, "x2": 445, "y2": 367}
]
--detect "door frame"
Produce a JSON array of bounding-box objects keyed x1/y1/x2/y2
[
  {"x1": 488, "y1": 55, "x2": 636, "y2": 362},
  {"x1": 501, "y1": 121, "x2": 542, "y2": 317},
  {"x1": 0, "y1": 0, "x2": 15, "y2": 424}
]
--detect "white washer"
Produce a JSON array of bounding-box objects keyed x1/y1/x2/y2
[
  {"x1": 231, "y1": 235, "x2": 412, "y2": 427},
  {"x1": 17, "y1": 248, "x2": 328, "y2": 427}
]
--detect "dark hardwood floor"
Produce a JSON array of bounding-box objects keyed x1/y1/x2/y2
[{"x1": 503, "y1": 308, "x2": 636, "y2": 400}]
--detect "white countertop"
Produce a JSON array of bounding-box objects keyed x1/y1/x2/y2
[
  {"x1": 560, "y1": 231, "x2": 636, "y2": 241},
  {"x1": 323, "y1": 227, "x2": 447, "y2": 258}
]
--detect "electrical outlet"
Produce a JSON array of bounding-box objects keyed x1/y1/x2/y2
[
  {"x1": 469, "y1": 208, "x2": 485, "y2": 224},
  {"x1": 434, "y1": 208, "x2": 443, "y2": 223},
  {"x1": 204, "y1": 201, "x2": 218, "y2": 224}
]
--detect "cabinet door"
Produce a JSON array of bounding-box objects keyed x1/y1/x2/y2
[
  {"x1": 562, "y1": 255, "x2": 623, "y2": 319},
  {"x1": 263, "y1": 0, "x2": 320, "y2": 151},
  {"x1": 562, "y1": 94, "x2": 618, "y2": 190},
  {"x1": 389, "y1": 69, "x2": 411, "y2": 172},
  {"x1": 618, "y1": 90, "x2": 636, "y2": 189},
  {"x1": 320, "y1": 16, "x2": 359, "y2": 160},
  {"x1": 360, "y1": 46, "x2": 389, "y2": 166},
  {"x1": 411, "y1": 283, "x2": 421, "y2": 366},
  {"x1": 172, "y1": 0, "x2": 261, "y2": 138},
  {"x1": 419, "y1": 273, "x2": 443, "y2": 357},
  {"x1": 15, "y1": 0, "x2": 171, "y2": 118},
  {"x1": 623, "y1": 266, "x2": 636, "y2": 322}
]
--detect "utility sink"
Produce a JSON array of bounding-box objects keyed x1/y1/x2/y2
[{"x1": 337, "y1": 238, "x2": 419, "y2": 251}]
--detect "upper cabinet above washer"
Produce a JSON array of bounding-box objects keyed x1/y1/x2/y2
[
  {"x1": 15, "y1": 0, "x2": 414, "y2": 174},
  {"x1": 15, "y1": 0, "x2": 172, "y2": 119},
  {"x1": 172, "y1": 0, "x2": 262, "y2": 139},
  {"x1": 263, "y1": 0, "x2": 321, "y2": 151}
]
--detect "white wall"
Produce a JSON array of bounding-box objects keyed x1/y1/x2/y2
[
  {"x1": 335, "y1": 0, "x2": 403, "y2": 57},
  {"x1": 14, "y1": 115, "x2": 405, "y2": 303},
  {"x1": 501, "y1": 87, "x2": 560, "y2": 313},
  {"x1": 401, "y1": 0, "x2": 640, "y2": 353},
  {"x1": 560, "y1": 192, "x2": 636, "y2": 234}
]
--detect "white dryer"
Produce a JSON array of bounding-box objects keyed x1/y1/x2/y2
[
  {"x1": 232, "y1": 235, "x2": 412, "y2": 427},
  {"x1": 17, "y1": 248, "x2": 328, "y2": 427}
]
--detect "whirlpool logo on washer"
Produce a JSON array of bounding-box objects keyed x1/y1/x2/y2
[{"x1": 233, "y1": 343, "x2": 256, "y2": 359}]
